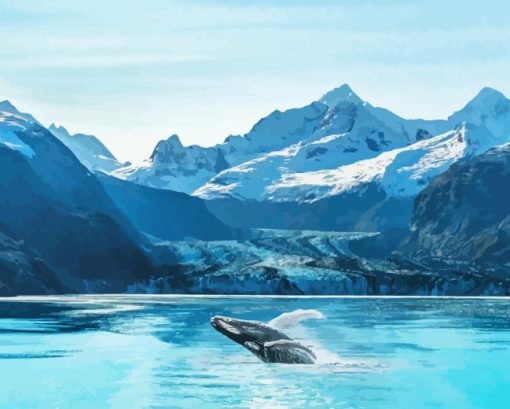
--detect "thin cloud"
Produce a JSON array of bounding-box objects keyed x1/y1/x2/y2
[{"x1": 0, "y1": 54, "x2": 216, "y2": 69}]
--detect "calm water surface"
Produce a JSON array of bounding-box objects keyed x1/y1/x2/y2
[{"x1": 0, "y1": 296, "x2": 509, "y2": 409}]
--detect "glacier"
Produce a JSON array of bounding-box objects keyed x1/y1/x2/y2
[{"x1": 129, "y1": 229, "x2": 510, "y2": 296}]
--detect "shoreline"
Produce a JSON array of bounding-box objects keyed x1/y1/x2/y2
[{"x1": 1, "y1": 294, "x2": 509, "y2": 301}]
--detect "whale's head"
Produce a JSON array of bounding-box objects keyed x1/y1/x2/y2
[{"x1": 211, "y1": 315, "x2": 290, "y2": 353}]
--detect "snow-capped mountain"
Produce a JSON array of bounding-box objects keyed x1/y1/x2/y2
[
  {"x1": 449, "y1": 87, "x2": 510, "y2": 138},
  {"x1": 0, "y1": 100, "x2": 40, "y2": 125},
  {"x1": 112, "y1": 99, "x2": 329, "y2": 194},
  {"x1": 112, "y1": 134, "x2": 229, "y2": 194},
  {"x1": 48, "y1": 123, "x2": 126, "y2": 172},
  {"x1": 258, "y1": 122, "x2": 496, "y2": 203},
  {"x1": 194, "y1": 85, "x2": 451, "y2": 200},
  {"x1": 218, "y1": 84, "x2": 448, "y2": 168},
  {"x1": 219, "y1": 101, "x2": 327, "y2": 166},
  {"x1": 120, "y1": 84, "x2": 454, "y2": 197},
  {"x1": 194, "y1": 86, "x2": 510, "y2": 203},
  {"x1": 0, "y1": 99, "x2": 124, "y2": 173}
]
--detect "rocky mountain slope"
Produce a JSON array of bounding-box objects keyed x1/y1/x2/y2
[
  {"x1": 0, "y1": 111, "x2": 153, "y2": 293},
  {"x1": 405, "y1": 143, "x2": 510, "y2": 263},
  {"x1": 98, "y1": 173, "x2": 239, "y2": 241},
  {"x1": 0, "y1": 229, "x2": 67, "y2": 296}
]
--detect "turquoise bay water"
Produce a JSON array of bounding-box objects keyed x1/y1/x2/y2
[{"x1": 0, "y1": 296, "x2": 509, "y2": 409}]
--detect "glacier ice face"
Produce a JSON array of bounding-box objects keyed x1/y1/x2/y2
[{"x1": 135, "y1": 229, "x2": 510, "y2": 296}]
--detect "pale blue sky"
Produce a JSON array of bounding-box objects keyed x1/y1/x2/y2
[{"x1": 1, "y1": 0, "x2": 509, "y2": 162}]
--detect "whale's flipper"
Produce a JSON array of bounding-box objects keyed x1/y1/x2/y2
[
  {"x1": 267, "y1": 309, "x2": 325, "y2": 329},
  {"x1": 263, "y1": 340, "x2": 317, "y2": 364}
]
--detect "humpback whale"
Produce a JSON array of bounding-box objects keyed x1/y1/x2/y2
[{"x1": 211, "y1": 310, "x2": 323, "y2": 364}]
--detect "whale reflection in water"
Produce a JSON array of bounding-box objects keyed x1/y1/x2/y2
[{"x1": 211, "y1": 309, "x2": 324, "y2": 364}]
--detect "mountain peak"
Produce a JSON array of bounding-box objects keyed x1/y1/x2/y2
[
  {"x1": 167, "y1": 134, "x2": 182, "y2": 143},
  {"x1": 150, "y1": 134, "x2": 183, "y2": 161},
  {"x1": 0, "y1": 100, "x2": 17, "y2": 112},
  {"x1": 468, "y1": 87, "x2": 507, "y2": 107},
  {"x1": 48, "y1": 123, "x2": 75, "y2": 143},
  {"x1": 318, "y1": 84, "x2": 362, "y2": 108},
  {"x1": 449, "y1": 86, "x2": 508, "y2": 124},
  {"x1": 0, "y1": 100, "x2": 39, "y2": 124},
  {"x1": 48, "y1": 123, "x2": 71, "y2": 137},
  {"x1": 478, "y1": 86, "x2": 505, "y2": 98},
  {"x1": 160, "y1": 134, "x2": 183, "y2": 148}
]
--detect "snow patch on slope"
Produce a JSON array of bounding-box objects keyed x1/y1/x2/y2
[
  {"x1": 0, "y1": 112, "x2": 35, "y2": 158},
  {"x1": 194, "y1": 144, "x2": 301, "y2": 199},
  {"x1": 266, "y1": 123, "x2": 496, "y2": 202}
]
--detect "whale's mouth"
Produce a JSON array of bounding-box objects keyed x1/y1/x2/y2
[{"x1": 211, "y1": 316, "x2": 242, "y2": 335}]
